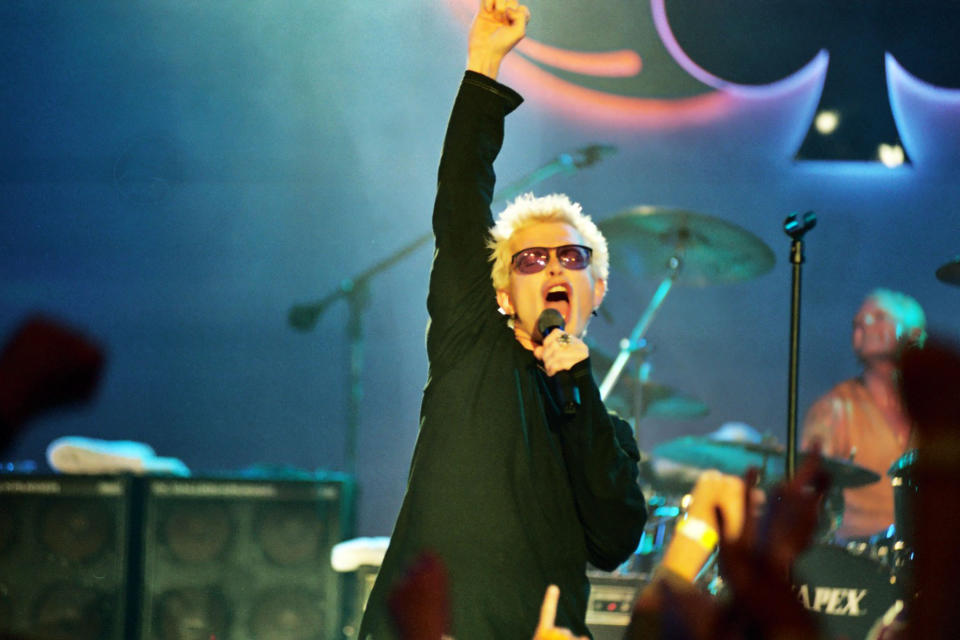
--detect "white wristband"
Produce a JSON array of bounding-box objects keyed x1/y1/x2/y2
[{"x1": 676, "y1": 517, "x2": 719, "y2": 550}]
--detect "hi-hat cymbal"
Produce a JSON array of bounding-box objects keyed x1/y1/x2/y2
[
  {"x1": 605, "y1": 381, "x2": 710, "y2": 420},
  {"x1": 588, "y1": 344, "x2": 709, "y2": 419},
  {"x1": 651, "y1": 435, "x2": 880, "y2": 489},
  {"x1": 599, "y1": 207, "x2": 775, "y2": 286},
  {"x1": 936, "y1": 257, "x2": 960, "y2": 286}
]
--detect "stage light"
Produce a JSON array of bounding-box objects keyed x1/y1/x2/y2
[
  {"x1": 878, "y1": 143, "x2": 906, "y2": 168},
  {"x1": 814, "y1": 110, "x2": 840, "y2": 135}
]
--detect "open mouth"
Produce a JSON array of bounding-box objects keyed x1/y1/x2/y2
[{"x1": 544, "y1": 284, "x2": 571, "y2": 322}]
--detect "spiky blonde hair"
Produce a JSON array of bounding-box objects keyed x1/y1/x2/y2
[{"x1": 487, "y1": 193, "x2": 609, "y2": 291}]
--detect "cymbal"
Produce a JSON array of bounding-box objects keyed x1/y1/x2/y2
[
  {"x1": 936, "y1": 256, "x2": 960, "y2": 286},
  {"x1": 652, "y1": 435, "x2": 781, "y2": 476},
  {"x1": 589, "y1": 344, "x2": 709, "y2": 419},
  {"x1": 639, "y1": 455, "x2": 704, "y2": 496},
  {"x1": 651, "y1": 435, "x2": 880, "y2": 489},
  {"x1": 598, "y1": 207, "x2": 775, "y2": 286},
  {"x1": 602, "y1": 382, "x2": 710, "y2": 420}
]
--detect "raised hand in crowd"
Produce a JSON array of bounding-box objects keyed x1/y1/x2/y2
[
  {"x1": 0, "y1": 314, "x2": 104, "y2": 453},
  {"x1": 387, "y1": 553, "x2": 450, "y2": 640},
  {"x1": 898, "y1": 336, "x2": 960, "y2": 640},
  {"x1": 712, "y1": 451, "x2": 828, "y2": 640},
  {"x1": 626, "y1": 470, "x2": 752, "y2": 639},
  {"x1": 531, "y1": 585, "x2": 589, "y2": 640},
  {"x1": 626, "y1": 452, "x2": 827, "y2": 640}
]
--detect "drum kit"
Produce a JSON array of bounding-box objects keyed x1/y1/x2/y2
[{"x1": 589, "y1": 201, "x2": 939, "y2": 640}]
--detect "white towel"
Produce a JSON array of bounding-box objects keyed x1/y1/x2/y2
[
  {"x1": 46, "y1": 436, "x2": 190, "y2": 476},
  {"x1": 330, "y1": 536, "x2": 390, "y2": 572}
]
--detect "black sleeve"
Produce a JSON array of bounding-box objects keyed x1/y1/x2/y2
[
  {"x1": 425, "y1": 72, "x2": 523, "y2": 368},
  {"x1": 558, "y1": 359, "x2": 648, "y2": 570}
]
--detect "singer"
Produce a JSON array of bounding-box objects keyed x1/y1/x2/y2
[{"x1": 358, "y1": 1, "x2": 646, "y2": 638}]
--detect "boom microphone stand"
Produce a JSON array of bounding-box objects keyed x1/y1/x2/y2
[{"x1": 783, "y1": 210, "x2": 816, "y2": 480}]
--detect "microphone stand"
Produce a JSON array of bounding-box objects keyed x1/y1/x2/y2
[
  {"x1": 783, "y1": 211, "x2": 816, "y2": 480},
  {"x1": 288, "y1": 145, "x2": 614, "y2": 475}
]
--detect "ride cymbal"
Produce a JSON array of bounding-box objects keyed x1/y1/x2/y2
[{"x1": 599, "y1": 207, "x2": 775, "y2": 287}]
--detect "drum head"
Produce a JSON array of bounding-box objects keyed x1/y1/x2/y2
[{"x1": 793, "y1": 544, "x2": 902, "y2": 640}]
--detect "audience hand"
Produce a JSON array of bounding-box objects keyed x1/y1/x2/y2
[
  {"x1": 532, "y1": 585, "x2": 588, "y2": 640},
  {"x1": 0, "y1": 314, "x2": 104, "y2": 452}
]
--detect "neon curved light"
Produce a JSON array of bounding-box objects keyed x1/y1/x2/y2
[
  {"x1": 501, "y1": 55, "x2": 737, "y2": 128},
  {"x1": 650, "y1": 0, "x2": 828, "y2": 99},
  {"x1": 444, "y1": 0, "x2": 827, "y2": 128},
  {"x1": 516, "y1": 39, "x2": 642, "y2": 78},
  {"x1": 887, "y1": 53, "x2": 960, "y2": 104},
  {"x1": 887, "y1": 52, "x2": 960, "y2": 166}
]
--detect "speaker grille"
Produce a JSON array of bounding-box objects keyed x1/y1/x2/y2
[
  {"x1": 0, "y1": 475, "x2": 131, "y2": 640},
  {"x1": 137, "y1": 477, "x2": 353, "y2": 640}
]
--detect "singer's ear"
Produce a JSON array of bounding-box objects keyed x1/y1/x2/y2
[
  {"x1": 496, "y1": 289, "x2": 515, "y2": 316},
  {"x1": 592, "y1": 278, "x2": 607, "y2": 310}
]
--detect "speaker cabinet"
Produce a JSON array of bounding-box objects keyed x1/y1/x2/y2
[
  {"x1": 0, "y1": 474, "x2": 133, "y2": 640},
  {"x1": 136, "y1": 476, "x2": 354, "y2": 640}
]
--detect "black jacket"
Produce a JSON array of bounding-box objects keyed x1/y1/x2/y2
[{"x1": 359, "y1": 71, "x2": 647, "y2": 640}]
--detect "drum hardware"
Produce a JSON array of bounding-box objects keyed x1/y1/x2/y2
[
  {"x1": 846, "y1": 527, "x2": 914, "y2": 585},
  {"x1": 596, "y1": 207, "x2": 775, "y2": 404},
  {"x1": 588, "y1": 343, "x2": 708, "y2": 423},
  {"x1": 627, "y1": 494, "x2": 686, "y2": 573},
  {"x1": 887, "y1": 448, "x2": 918, "y2": 570}
]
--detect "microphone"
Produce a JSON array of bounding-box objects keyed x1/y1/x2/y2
[{"x1": 536, "y1": 309, "x2": 580, "y2": 416}]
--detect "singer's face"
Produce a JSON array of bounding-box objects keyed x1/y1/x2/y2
[{"x1": 496, "y1": 221, "x2": 605, "y2": 348}]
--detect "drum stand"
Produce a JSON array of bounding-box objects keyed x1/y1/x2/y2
[{"x1": 599, "y1": 254, "x2": 682, "y2": 403}]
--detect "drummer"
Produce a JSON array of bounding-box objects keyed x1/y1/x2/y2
[{"x1": 801, "y1": 288, "x2": 926, "y2": 539}]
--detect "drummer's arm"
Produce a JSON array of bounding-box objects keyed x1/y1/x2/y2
[{"x1": 801, "y1": 395, "x2": 846, "y2": 458}]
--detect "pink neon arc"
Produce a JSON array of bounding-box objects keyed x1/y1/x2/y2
[
  {"x1": 516, "y1": 39, "x2": 642, "y2": 78},
  {"x1": 444, "y1": 0, "x2": 827, "y2": 128},
  {"x1": 501, "y1": 55, "x2": 738, "y2": 128},
  {"x1": 447, "y1": 0, "x2": 641, "y2": 77}
]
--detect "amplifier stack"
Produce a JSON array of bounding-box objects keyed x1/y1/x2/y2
[{"x1": 0, "y1": 473, "x2": 355, "y2": 640}]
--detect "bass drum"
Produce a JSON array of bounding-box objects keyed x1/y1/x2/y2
[{"x1": 792, "y1": 544, "x2": 903, "y2": 640}]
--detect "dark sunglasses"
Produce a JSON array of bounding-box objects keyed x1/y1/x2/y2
[{"x1": 510, "y1": 244, "x2": 593, "y2": 275}]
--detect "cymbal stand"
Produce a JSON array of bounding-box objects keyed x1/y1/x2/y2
[
  {"x1": 599, "y1": 254, "x2": 682, "y2": 401},
  {"x1": 783, "y1": 211, "x2": 816, "y2": 480},
  {"x1": 630, "y1": 343, "x2": 653, "y2": 428}
]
